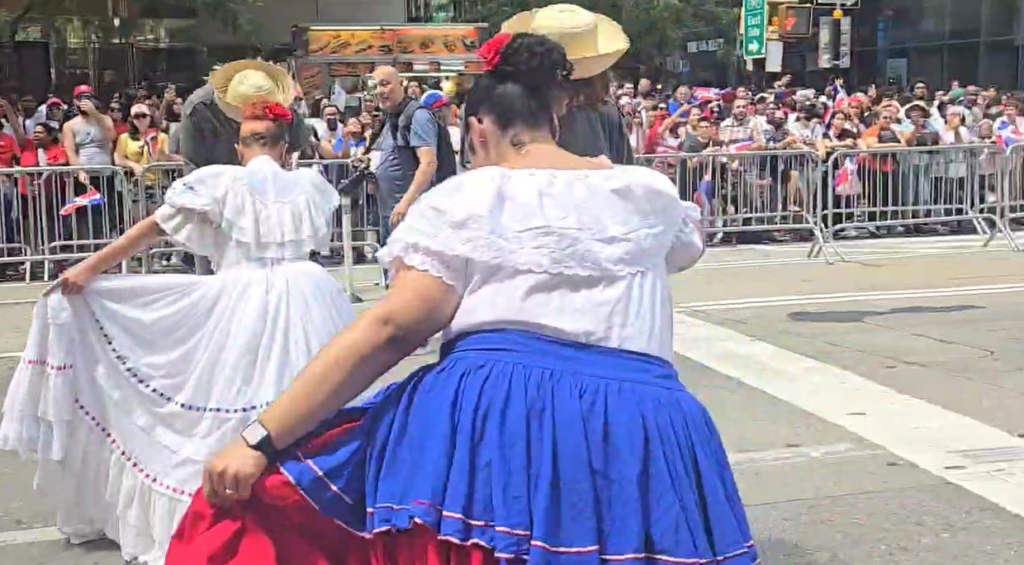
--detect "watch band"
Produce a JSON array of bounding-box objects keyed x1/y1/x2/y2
[
  {"x1": 242, "y1": 420, "x2": 279, "y2": 463},
  {"x1": 252, "y1": 434, "x2": 278, "y2": 463}
]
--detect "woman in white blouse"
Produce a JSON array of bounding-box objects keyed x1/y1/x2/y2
[
  {"x1": 168, "y1": 33, "x2": 759, "y2": 565},
  {"x1": 0, "y1": 102, "x2": 355, "y2": 565}
]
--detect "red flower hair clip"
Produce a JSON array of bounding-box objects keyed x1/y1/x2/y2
[
  {"x1": 242, "y1": 101, "x2": 294, "y2": 124},
  {"x1": 478, "y1": 33, "x2": 513, "y2": 72}
]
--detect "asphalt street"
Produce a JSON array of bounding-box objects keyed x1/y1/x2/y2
[{"x1": 2, "y1": 237, "x2": 1024, "y2": 564}]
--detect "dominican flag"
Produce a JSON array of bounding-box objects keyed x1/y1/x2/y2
[
  {"x1": 833, "y1": 156, "x2": 860, "y2": 196},
  {"x1": 691, "y1": 87, "x2": 720, "y2": 103},
  {"x1": 995, "y1": 120, "x2": 1022, "y2": 153},
  {"x1": 728, "y1": 140, "x2": 755, "y2": 153},
  {"x1": 830, "y1": 83, "x2": 848, "y2": 105},
  {"x1": 59, "y1": 188, "x2": 105, "y2": 216},
  {"x1": 693, "y1": 178, "x2": 715, "y2": 218}
]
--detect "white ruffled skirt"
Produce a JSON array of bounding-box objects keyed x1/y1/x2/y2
[{"x1": 0, "y1": 261, "x2": 355, "y2": 565}]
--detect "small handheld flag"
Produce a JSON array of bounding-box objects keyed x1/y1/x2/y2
[{"x1": 60, "y1": 188, "x2": 105, "y2": 216}]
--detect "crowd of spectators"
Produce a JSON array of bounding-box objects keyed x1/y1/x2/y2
[{"x1": 617, "y1": 76, "x2": 1024, "y2": 243}]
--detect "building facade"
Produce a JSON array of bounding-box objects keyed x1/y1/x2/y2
[{"x1": 852, "y1": 0, "x2": 1023, "y2": 89}]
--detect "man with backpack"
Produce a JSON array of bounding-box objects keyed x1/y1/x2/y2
[{"x1": 362, "y1": 65, "x2": 457, "y2": 246}]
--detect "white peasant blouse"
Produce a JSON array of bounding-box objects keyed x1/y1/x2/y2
[{"x1": 376, "y1": 165, "x2": 705, "y2": 361}]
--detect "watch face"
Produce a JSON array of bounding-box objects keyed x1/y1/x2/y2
[{"x1": 241, "y1": 421, "x2": 267, "y2": 446}]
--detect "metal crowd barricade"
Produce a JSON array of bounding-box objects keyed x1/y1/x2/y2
[
  {"x1": 132, "y1": 162, "x2": 195, "y2": 273},
  {"x1": 0, "y1": 165, "x2": 131, "y2": 282},
  {"x1": 815, "y1": 145, "x2": 1016, "y2": 260},
  {"x1": 1000, "y1": 143, "x2": 1024, "y2": 249},
  {"x1": 640, "y1": 149, "x2": 832, "y2": 261},
  {"x1": 296, "y1": 158, "x2": 386, "y2": 301}
]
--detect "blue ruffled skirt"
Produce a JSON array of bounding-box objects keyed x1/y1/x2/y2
[{"x1": 280, "y1": 329, "x2": 758, "y2": 564}]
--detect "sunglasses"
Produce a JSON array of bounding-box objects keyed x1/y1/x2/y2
[{"x1": 132, "y1": 114, "x2": 151, "y2": 120}]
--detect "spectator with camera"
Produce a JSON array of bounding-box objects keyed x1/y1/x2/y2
[{"x1": 62, "y1": 85, "x2": 118, "y2": 244}]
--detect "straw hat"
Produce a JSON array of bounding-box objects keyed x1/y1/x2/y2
[
  {"x1": 207, "y1": 59, "x2": 295, "y2": 121},
  {"x1": 500, "y1": 4, "x2": 629, "y2": 80}
]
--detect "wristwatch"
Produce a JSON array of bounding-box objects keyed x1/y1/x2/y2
[{"x1": 240, "y1": 420, "x2": 278, "y2": 463}]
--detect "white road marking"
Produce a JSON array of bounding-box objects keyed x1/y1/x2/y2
[
  {"x1": 0, "y1": 352, "x2": 22, "y2": 359},
  {"x1": 0, "y1": 299, "x2": 37, "y2": 306},
  {"x1": 674, "y1": 313, "x2": 1024, "y2": 518},
  {"x1": 0, "y1": 526, "x2": 65, "y2": 546},
  {"x1": 677, "y1": 283, "x2": 1024, "y2": 311},
  {"x1": 728, "y1": 443, "x2": 883, "y2": 469}
]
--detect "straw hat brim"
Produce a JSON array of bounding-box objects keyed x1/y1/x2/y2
[
  {"x1": 501, "y1": 10, "x2": 629, "y2": 80},
  {"x1": 208, "y1": 60, "x2": 295, "y2": 121}
]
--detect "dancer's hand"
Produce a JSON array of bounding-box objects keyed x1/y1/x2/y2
[
  {"x1": 203, "y1": 438, "x2": 268, "y2": 507},
  {"x1": 58, "y1": 262, "x2": 99, "y2": 295}
]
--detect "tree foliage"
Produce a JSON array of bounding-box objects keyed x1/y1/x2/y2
[
  {"x1": 463, "y1": 0, "x2": 734, "y2": 74},
  {"x1": 0, "y1": 0, "x2": 261, "y2": 44}
]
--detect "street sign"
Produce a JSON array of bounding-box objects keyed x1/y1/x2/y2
[
  {"x1": 742, "y1": 0, "x2": 767, "y2": 59},
  {"x1": 838, "y1": 15, "x2": 852, "y2": 68},
  {"x1": 818, "y1": 16, "x2": 832, "y2": 68}
]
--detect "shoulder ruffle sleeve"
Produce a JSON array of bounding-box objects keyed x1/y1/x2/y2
[
  {"x1": 376, "y1": 166, "x2": 694, "y2": 291},
  {"x1": 152, "y1": 165, "x2": 235, "y2": 257},
  {"x1": 667, "y1": 201, "x2": 706, "y2": 274}
]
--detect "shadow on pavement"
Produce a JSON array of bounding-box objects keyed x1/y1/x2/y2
[{"x1": 787, "y1": 304, "x2": 985, "y2": 324}]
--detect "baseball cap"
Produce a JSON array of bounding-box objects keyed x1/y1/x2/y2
[
  {"x1": 73, "y1": 84, "x2": 94, "y2": 98},
  {"x1": 420, "y1": 90, "x2": 449, "y2": 110}
]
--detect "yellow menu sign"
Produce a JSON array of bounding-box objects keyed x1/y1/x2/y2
[
  {"x1": 305, "y1": 27, "x2": 482, "y2": 58},
  {"x1": 394, "y1": 27, "x2": 481, "y2": 56},
  {"x1": 307, "y1": 30, "x2": 396, "y2": 57}
]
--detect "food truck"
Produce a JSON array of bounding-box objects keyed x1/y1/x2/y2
[{"x1": 289, "y1": 23, "x2": 489, "y2": 107}]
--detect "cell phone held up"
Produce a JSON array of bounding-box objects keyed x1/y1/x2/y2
[{"x1": 78, "y1": 93, "x2": 93, "y2": 114}]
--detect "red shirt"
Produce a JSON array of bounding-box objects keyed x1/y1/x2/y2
[
  {"x1": 18, "y1": 144, "x2": 69, "y2": 195},
  {"x1": 0, "y1": 132, "x2": 20, "y2": 168}
]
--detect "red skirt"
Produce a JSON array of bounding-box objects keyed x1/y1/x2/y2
[{"x1": 167, "y1": 470, "x2": 525, "y2": 565}]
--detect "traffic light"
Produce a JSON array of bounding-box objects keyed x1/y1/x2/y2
[{"x1": 779, "y1": 5, "x2": 812, "y2": 37}]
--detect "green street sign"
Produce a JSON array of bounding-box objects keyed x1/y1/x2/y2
[{"x1": 742, "y1": 0, "x2": 766, "y2": 59}]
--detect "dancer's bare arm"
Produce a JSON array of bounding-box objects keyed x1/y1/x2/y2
[
  {"x1": 203, "y1": 265, "x2": 460, "y2": 505},
  {"x1": 260, "y1": 265, "x2": 459, "y2": 449},
  {"x1": 58, "y1": 216, "x2": 165, "y2": 294}
]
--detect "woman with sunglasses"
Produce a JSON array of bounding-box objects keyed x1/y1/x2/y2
[{"x1": 115, "y1": 104, "x2": 170, "y2": 221}]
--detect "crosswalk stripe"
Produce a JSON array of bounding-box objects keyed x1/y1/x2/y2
[
  {"x1": 674, "y1": 312, "x2": 1024, "y2": 518},
  {"x1": 0, "y1": 526, "x2": 64, "y2": 546}
]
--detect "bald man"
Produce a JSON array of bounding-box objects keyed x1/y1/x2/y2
[{"x1": 367, "y1": 65, "x2": 438, "y2": 246}]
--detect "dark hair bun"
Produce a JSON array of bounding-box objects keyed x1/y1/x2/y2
[{"x1": 490, "y1": 33, "x2": 573, "y2": 93}]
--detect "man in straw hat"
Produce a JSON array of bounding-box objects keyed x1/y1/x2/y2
[
  {"x1": 178, "y1": 59, "x2": 312, "y2": 273},
  {"x1": 179, "y1": 60, "x2": 310, "y2": 169},
  {"x1": 501, "y1": 3, "x2": 634, "y2": 164}
]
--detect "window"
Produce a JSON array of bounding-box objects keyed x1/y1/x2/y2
[
  {"x1": 980, "y1": 39, "x2": 1018, "y2": 87},
  {"x1": 946, "y1": 42, "x2": 980, "y2": 84},
  {"x1": 983, "y1": 0, "x2": 1018, "y2": 39},
  {"x1": 909, "y1": 45, "x2": 943, "y2": 85},
  {"x1": 887, "y1": 0, "x2": 947, "y2": 45},
  {"x1": 948, "y1": 0, "x2": 982, "y2": 41}
]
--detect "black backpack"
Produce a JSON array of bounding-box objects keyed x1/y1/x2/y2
[{"x1": 392, "y1": 100, "x2": 458, "y2": 184}]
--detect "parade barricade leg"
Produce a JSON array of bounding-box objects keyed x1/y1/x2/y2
[{"x1": 340, "y1": 194, "x2": 363, "y2": 304}]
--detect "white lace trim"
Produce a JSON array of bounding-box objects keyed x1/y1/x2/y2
[
  {"x1": 378, "y1": 166, "x2": 693, "y2": 278},
  {"x1": 376, "y1": 240, "x2": 466, "y2": 291}
]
